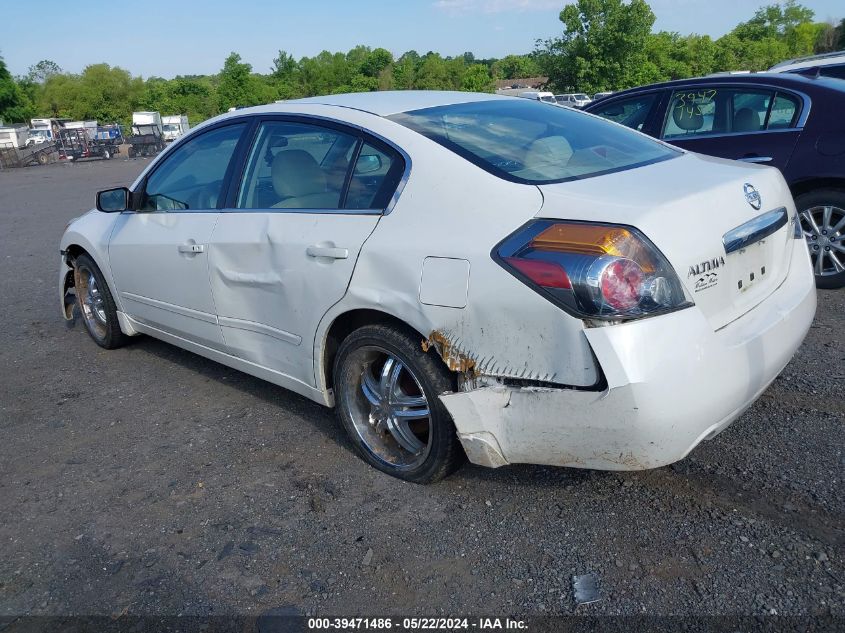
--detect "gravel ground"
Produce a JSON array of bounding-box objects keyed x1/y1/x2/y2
[{"x1": 0, "y1": 157, "x2": 842, "y2": 622}]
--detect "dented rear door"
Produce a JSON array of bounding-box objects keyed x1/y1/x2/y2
[{"x1": 208, "y1": 212, "x2": 378, "y2": 388}]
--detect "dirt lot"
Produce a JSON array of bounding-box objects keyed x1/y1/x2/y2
[{"x1": 0, "y1": 157, "x2": 842, "y2": 622}]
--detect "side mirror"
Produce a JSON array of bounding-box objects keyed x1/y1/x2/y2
[
  {"x1": 96, "y1": 187, "x2": 130, "y2": 213},
  {"x1": 355, "y1": 154, "x2": 382, "y2": 174}
]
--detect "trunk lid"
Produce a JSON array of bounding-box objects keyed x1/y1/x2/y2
[{"x1": 537, "y1": 152, "x2": 796, "y2": 330}]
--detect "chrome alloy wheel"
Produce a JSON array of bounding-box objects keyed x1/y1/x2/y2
[
  {"x1": 801, "y1": 205, "x2": 845, "y2": 277},
  {"x1": 76, "y1": 265, "x2": 108, "y2": 340},
  {"x1": 343, "y1": 346, "x2": 433, "y2": 470}
]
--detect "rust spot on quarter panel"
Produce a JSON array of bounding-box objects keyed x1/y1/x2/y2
[{"x1": 422, "y1": 331, "x2": 478, "y2": 375}]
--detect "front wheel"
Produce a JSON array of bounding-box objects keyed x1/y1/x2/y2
[
  {"x1": 73, "y1": 254, "x2": 130, "y2": 349},
  {"x1": 333, "y1": 324, "x2": 465, "y2": 483},
  {"x1": 796, "y1": 189, "x2": 845, "y2": 289}
]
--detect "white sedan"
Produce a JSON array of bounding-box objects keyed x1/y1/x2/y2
[{"x1": 60, "y1": 91, "x2": 816, "y2": 483}]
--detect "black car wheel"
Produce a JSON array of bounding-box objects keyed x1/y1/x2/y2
[
  {"x1": 333, "y1": 324, "x2": 465, "y2": 483},
  {"x1": 795, "y1": 189, "x2": 845, "y2": 289}
]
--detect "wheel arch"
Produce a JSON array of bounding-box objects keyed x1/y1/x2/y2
[
  {"x1": 61, "y1": 239, "x2": 124, "y2": 314},
  {"x1": 319, "y1": 308, "x2": 446, "y2": 399},
  {"x1": 790, "y1": 177, "x2": 845, "y2": 200}
]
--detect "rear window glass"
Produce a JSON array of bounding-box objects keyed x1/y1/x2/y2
[{"x1": 389, "y1": 99, "x2": 678, "y2": 184}]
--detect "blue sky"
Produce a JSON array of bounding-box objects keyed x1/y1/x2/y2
[{"x1": 2, "y1": 0, "x2": 843, "y2": 78}]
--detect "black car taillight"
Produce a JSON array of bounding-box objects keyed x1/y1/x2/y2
[{"x1": 495, "y1": 220, "x2": 692, "y2": 321}]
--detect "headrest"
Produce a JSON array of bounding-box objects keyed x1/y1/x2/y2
[
  {"x1": 672, "y1": 104, "x2": 703, "y2": 131},
  {"x1": 271, "y1": 150, "x2": 326, "y2": 198},
  {"x1": 523, "y1": 136, "x2": 574, "y2": 179},
  {"x1": 733, "y1": 108, "x2": 760, "y2": 132}
]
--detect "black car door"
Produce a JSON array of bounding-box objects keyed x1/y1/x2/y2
[{"x1": 658, "y1": 85, "x2": 803, "y2": 173}]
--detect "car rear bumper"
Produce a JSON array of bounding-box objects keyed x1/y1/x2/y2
[{"x1": 440, "y1": 239, "x2": 816, "y2": 470}]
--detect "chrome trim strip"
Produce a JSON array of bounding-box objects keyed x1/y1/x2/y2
[
  {"x1": 723, "y1": 207, "x2": 788, "y2": 254},
  {"x1": 218, "y1": 316, "x2": 302, "y2": 346},
  {"x1": 121, "y1": 292, "x2": 219, "y2": 324}
]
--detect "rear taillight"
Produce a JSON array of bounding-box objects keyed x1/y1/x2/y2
[{"x1": 495, "y1": 220, "x2": 692, "y2": 321}]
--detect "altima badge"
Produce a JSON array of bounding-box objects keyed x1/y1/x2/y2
[{"x1": 744, "y1": 183, "x2": 762, "y2": 210}]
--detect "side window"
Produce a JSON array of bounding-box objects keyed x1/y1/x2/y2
[
  {"x1": 591, "y1": 94, "x2": 658, "y2": 132},
  {"x1": 663, "y1": 88, "x2": 791, "y2": 138},
  {"x1": 142, "y1": 123, "x2": 246, "y2": 211},
  {"x1": 663, "y1": 89, "x2": 720, "y2": 138},
  {"x1": 237, "y1": 121, "x2": 358, "y2": 210},
  {"x1": 819, "y1": 65, "x2": 845, "y2": 80},
  {"x1": 731, "y1": 90, "x2": 772, "y2": 132},
  {"x1": 767, "y1": 92, "x2": 800, "y2": 129},
  {"x1": 345, "y1": 142, "x2": 404, "y2": 210}
]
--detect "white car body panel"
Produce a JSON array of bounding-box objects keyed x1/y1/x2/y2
[
  {"x1": 59, "y1": 92, "x2": 817, "y2": 472},
  {"x1": 109, "y1": 211, "x2": 224, "y2": 350},
  {"x1": 208, "y1": 212, "x2": 380, "y2": 388},
  {"x1": 442, "y1": 237, "x2": 815, "y2": 469}
]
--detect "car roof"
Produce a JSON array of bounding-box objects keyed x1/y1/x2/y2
[
  {"x1": 590, "y1": 72, "x2": 845, "y2": 101},
  {"x1": 769, "y1": 50, "x2": 845, "y2": 71},
  {"x1": 283, "y1": 90, "x2": 511, "y2": 116}
]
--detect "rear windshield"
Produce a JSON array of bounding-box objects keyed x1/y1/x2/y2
[{"x1": 389, "y1": 99, "x2": 679, "y2": 184}]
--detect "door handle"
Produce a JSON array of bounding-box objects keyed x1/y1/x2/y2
[
  {"x1": 306, "y1": 245, "x2": 348, "y2": 259},
  {"x1": 738, "y1": 155, "x2": 773, "y2": 163},
  {"x1": 178, "y1": 243, "x2": 205, "y2": 254}
]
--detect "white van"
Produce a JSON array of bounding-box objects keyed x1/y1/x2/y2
[{"x1": 518, "y1": 91, "x2": 558, "y2": 105}]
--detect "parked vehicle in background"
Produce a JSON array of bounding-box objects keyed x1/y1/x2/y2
[
  {"x1": 162, "y1": 115, "x2": 190, "y2": 142},
  {"x1": 555, "y1": 93, "x2": 593, "y2": 108},
  {"x1": 95, "y1": 123, "x2": 125, "y2": 145},
  {"x1": 769, "y1": 51, "x2": 845, "y2": 80},
  {"x1": 31, "y1": 118, "x2": 69, "y2": 143},
  {"x1": 60, "y1": 91, "x2": 815, "y2": 483},
  {"x1": 0, "y1": 124, "x2": 31, "y2": 149},
  {"x1": 128, "y1": 111, "x2": 165, "y2": 157},
  {"x1": 26, "y1": 129, "x2": 50, "y2": 146},
  {"x1": 593, "y1": 91, "x2": 614, "y2": 101},
  {"x1": 517, "y1": 91, "x2": 557, "y2": 104},
  {"x1": 64, "y1": 120, "x2": 98, "y2": 141},
  {"x1": 585, "y1": 73, "x2": 845, "y2": 289},
  {"x1": 56, "y1": 128, "x2": 115, "y2": 161}
]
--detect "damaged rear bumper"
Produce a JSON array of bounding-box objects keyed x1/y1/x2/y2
[{"x1": 440, "y1": 245, "x2": 816, "y2": 470}]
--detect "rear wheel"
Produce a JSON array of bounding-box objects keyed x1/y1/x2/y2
[
  {"x1": 73, "y1": 254, "x2": 130, "y2": 349},
  {"x1": 796, "y1": 189, "x2": 845, "y2": 289},
  {"x1": 102, "y1": 148, "x2": 111, "y2": 160},
  {"x1": 37, "y1": 152, "x2": 48, "y2": 165},
  {"x1": 333, "y1": 324, "x2": 465, "y2": 483}
]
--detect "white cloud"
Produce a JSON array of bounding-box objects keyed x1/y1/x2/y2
[{"x1": 433, "y1": 0, "x2": 563, "y2": 16}]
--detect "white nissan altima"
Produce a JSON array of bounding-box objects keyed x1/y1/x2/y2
[{"x1": 60, "y1": 91, "x2": 816, "y2": 483}]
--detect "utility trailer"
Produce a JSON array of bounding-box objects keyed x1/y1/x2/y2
[
  {"x1": 0, "y1": 142, "x2": 58, "y2": 169},
  {"x1": 56, "y1": 128, "x2": 116, "y2": 161},
  {"x1": 128, "y1": 111, "x2": 165, "y2": 157}
]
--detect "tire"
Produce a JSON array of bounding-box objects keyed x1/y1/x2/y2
[
  {"x1": 37, "y1": 152, "x2": 48, "y2": 165},
  {"x1": 73, "y1": 253, "x2": 130, "y2": 349},
  {"x1": 127, "y1": 146, "x2": 136, "y2": 158},
  {"x1": 333, "y1": 324, "x2": 465, "y2": 483},
  {"x1": 102, "y1": 148, "x2": 111, "y2": 160},
  {"x1": 795, "y1": 189, "x2": 845, "y2": 289}
]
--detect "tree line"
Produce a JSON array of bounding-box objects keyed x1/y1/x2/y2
[{"x1": 0, "y1": 0, "x2": 842, "y2": 130}]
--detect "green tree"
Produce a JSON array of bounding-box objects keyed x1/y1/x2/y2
[
  {"x1": 415, "y1": 54, "x2": 450, "y2": 90},
  {"x1": 461, "y1": 64, "x2": 495, "y2": 92},
  {"x1": 492, "y1": 54, "x2": 540, "y2": 79},
  {"x1": 0, "y1": 55, "x2": 30, "y2": 123},
  {"x1": 361, "y1": 48, "x2": 393, "y2": 78},
  {"x1": 27, "y1": 60, "x2": 62, "y2": 83},
  {"x1": 393, "y1": 52, "x2": 418, "y2": 89},
  {"x1": 537, "y1": 0, "x2": 657, "y2": 93},
  {"x1": 217, "y1": 52, "x2": 258, "y2": 112}
]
